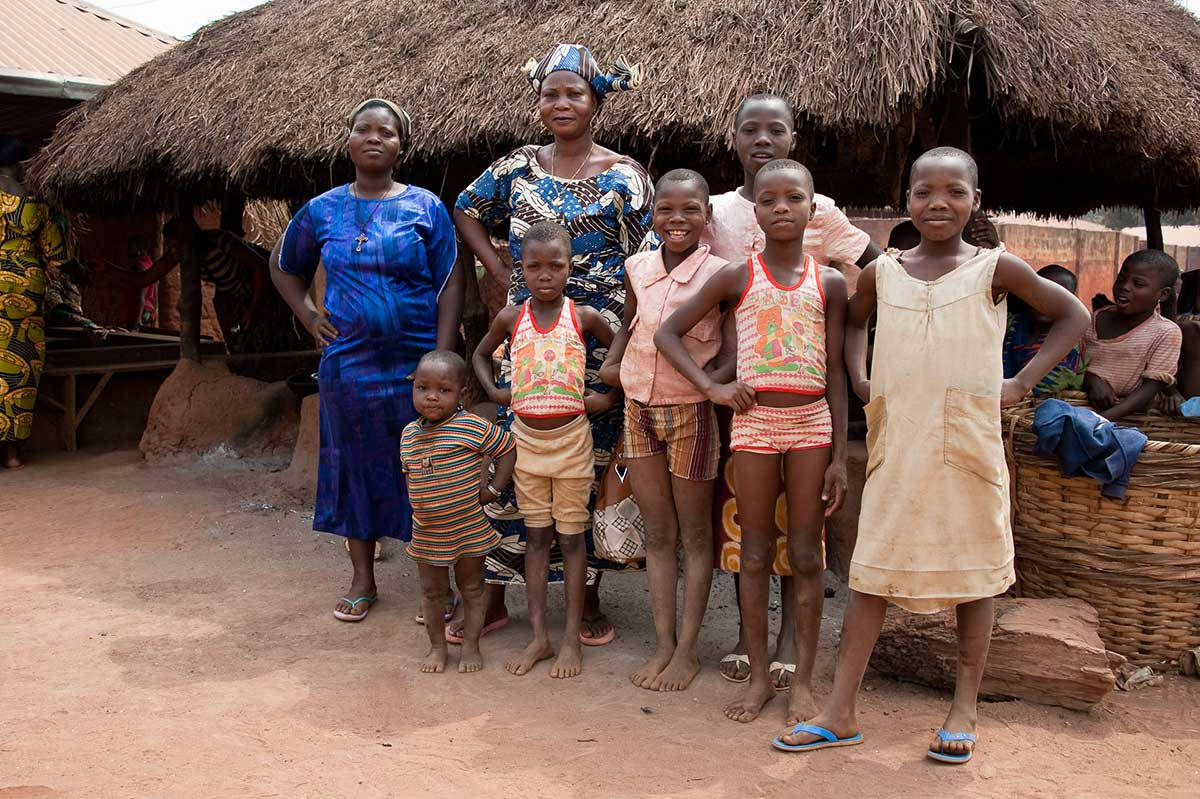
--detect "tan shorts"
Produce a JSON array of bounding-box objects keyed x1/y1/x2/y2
[
  {"x1": 622, "y1": 398, "x2": 719, "y2": 481},
  {"x1": 512, "y1": 414, "x2": 595, "y2": 534}
]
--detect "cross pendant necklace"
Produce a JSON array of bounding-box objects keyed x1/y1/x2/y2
[{"x1": 351, "y1": 182, "x2": 397, "y2": 253}]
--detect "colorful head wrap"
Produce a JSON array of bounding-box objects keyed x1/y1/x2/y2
[
  {"x1": 347, "y1": 98, "x2": 413, "y2": 141},
  {"x1": 522, "y1": 44, "x2": 641, "y2": 99}
]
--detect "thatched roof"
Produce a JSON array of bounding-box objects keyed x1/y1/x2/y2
[{"x1": 29, "y1": 0, "x2": 1200, "y2": 215}]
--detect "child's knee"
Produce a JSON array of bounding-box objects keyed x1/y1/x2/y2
[
  {"x1": 457, "y1": 576, "x2": 486, "y2": 601},
  {"x1": 677, "y1": 520, "x2": 711, "y2": 554},
  {"x1": 420, "y1": 576, "x2": 449, "y2": 602},
  {"x1": 643, "y1": 519, "x2": 679, "y2": 553},
  {"x1": 739, "y1": 540, "x2": 775, "y2": 575},
  {"x1": 787, "y1": 540, "x2": 824, "y2": 577},
  {"x1": 557, "y1": 532, "x2": 586, "y2": 555}
]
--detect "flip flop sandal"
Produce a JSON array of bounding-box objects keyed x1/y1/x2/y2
[
  {"x1": 444, "y1": 615, "x2": 510, "y2": 645},
  {"x1": 769, "y1": 661, "x2": 797, "y2": 691},
  {"x1": 720, "y1": 653, "x2": 751, "y2": 683},
  {"x1": 579, "y1": 626, "x2": 616, "y2": 646},
  {"x1": 332, "y1": 595, "x2": 377, "y2": 622},
  {"x1": 415, "y1": 594, "x2": 459, "y2": 625},
  {"x1": 927, "y1": 729, "x2": 976, "y2": 764},
  {"x1": 772, "y1": 723, "x2": 864, "y2": 753}
]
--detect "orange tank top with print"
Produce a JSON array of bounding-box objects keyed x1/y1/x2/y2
[
  {"x1": 734, "y1": 254, "x2": 827, "y2": 394},
  {"x1": 509, "y1": 298, "x2": 588, "y2": 417}
]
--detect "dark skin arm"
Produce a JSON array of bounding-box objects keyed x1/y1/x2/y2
[
  {"x1": 704, "y1": 311, "x2": 738, "y2": 383},
  {"x1": 654, "y1": 262, "x2": 756, "y2": 413},
  {"x1": 598, "y1": 273, "x2": 635, "y2": 388},
  {"x1": 105, "y1": 247, "x2": 181, "y2": 288},
  {"x1": 1087, "y1": 375, "x2": 1167, "y2": 421},
  {"x1": 452, "y1": 209, "x2": 510, "y2": 289},
  {"x1": 855, "y1": 241, "x2": 883, "y2": 269},
  {"x1": 480, "y1": 447, "x2": 517, "y2": 505},
  {"x1": 269, "y1": 237, "x2": 338, "y2": 347},
  {"x1": 576, "y1": 305, "x2": 619, "y2": 413},
  {"x1": 820, "y1": 266, "x2": 849, "y2": 516},
  {"x1": 993, "y1": 252, "x2": 1090, "y2": 405},
  {"x1": 472, "y1": 305, "x2": 520, "y2": 407},
  {"x1": 435, "y1": 256, "x2": 465, "y2": 352},
  {"x1": 845, "y1": 262, "x2": 877, "y2": 402}
]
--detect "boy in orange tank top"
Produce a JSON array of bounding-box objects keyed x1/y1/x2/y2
[
  {"x1": 473, "y1": 221, "x2": 617, "y2": 679},
  {"x1": 656, "y1": 159, "x2": 849, "y2": 725}
]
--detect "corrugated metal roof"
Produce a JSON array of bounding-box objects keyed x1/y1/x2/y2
[{"x1": 0, "y1": 0, "x2": 176, "y2": 84}]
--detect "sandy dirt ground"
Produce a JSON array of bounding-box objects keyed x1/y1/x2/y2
[{"x1": 2, "y1": 450, "x2": 1198, "y2": 799}]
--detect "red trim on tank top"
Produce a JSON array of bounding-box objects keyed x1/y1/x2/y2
[
  {"x1": 528, "y1": 298, "x2": 564, "y2": 335},
  {"x1": 757, "y1": 253, "x2": 805, "y2": 291},
  {"x1": 733, "y1": 256, "x2": 756, "y2": 309},
  {"x1": 811, "y1": 256, "x2": 826, "y2": 305},
  {"x1": 566, "y1": 299, "x2": 583, "y2": 339}
]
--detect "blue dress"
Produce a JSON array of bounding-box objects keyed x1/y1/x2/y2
[
  {"x1": 456, "y1": 145, "x2": 653, "y2": 583},
  {"x1": 279, "y1": 184, "x2": 457, "y2": 541}
]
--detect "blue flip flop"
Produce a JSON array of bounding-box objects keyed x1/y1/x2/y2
[
  {"x1": 772, "y1": 723, "x2": 864, "y2": 753},
  {"x1": 333, "y1": 595, "x2": 378, "y2": 622},
  {"x1": 927, "y1": 728, "x2": 976, "y2": 764}
]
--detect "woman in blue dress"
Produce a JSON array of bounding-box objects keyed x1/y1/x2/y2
[
  {"x1": 452, "y1": 44, "x2": 652, "y2": 644},
  {"x1": 272, "y1": 99, "x2": 463, "y2": 621}
]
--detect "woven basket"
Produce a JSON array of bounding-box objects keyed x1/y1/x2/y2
[{"x1": 1004, "y1": 391, "x2": 1200, "y2": 665}]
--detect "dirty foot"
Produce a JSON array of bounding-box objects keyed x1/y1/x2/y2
[
  {"x1": 458, "y1": 642, "x2": 483, "y2": 674},
  {"x1": 420, "y1": 646, "x2": 447, "y2": 674},
  {"x1": 929, "y1": 706, "x2": 978, "y2": 760},
  {"x1": 505, "y1": 639, "x2": 554, "y2": 676},
  {"x1": 651, "y1": 650, "x2": 700, "y2": 692},
  {"x1": 719, "y1": 631, "x2": 750, "y2": 682},
  {"x1": 580, "y1": 611, "x2": 614, "y2": 645},
  {"x1": 724, "y1": 679, "x2": 776, "y2": 723},
  {"x1": 784, "y1": 683, "x2": 818, "y2": 727},
  {"x1": 630, "y1": 647, "x2": 674, "y2": 689},
  {"x1": 550, "y1": 640, "x2": 583, "y2": 679},
  {"x1": 777, "y1": 711, "x2": 858, "y2": 747},
  {"x1": 333, "y1": 577, "x2": 377, "y2": 619}
]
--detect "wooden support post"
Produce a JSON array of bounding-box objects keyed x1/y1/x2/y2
[
  {"x1": 178, "y1": 200, "x2": 203, "y2": 363},
  {"x1": 1144, "y1": 203, "x2": 1164, "y2": 251}
]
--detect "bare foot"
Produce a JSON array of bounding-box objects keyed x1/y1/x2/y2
[
  {"x1": 724, "y1": 679, "x2": 776, "y2": 723},
  {"x1": 929, "y1": 706, "x2": 978, "y2": 759},
  {"x1": 630, "y1": 647, "x2": 673, "y2": 689},
  {"x1": 550, "y1": 640, "x2": 582, "y2": 679},
  {"x1": 651, "y1": 650, "x2": 700, "y2": 692},
  {"x1": 784, "y1": 682, "x2": 818, "y2": 727},
  {"x1": 420, "y1": 646, "x2": 447, "y2": 674},
  {"x1": 505, "y1": 639, "x2": 554, "y2": 676},
  {"x1": 777, "y1": 711, "x2": 858, "y2": 747},
  {"x1": 458, "y1": 643, "x2": 483, "y2": 674}
]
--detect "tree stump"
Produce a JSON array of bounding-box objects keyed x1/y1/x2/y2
[{"x1": 870, "y1": 598, "x2": 1117, "y2": 711}]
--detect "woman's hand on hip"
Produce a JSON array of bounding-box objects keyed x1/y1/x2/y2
[{"x1": 305, "y1": 308, "x2": 339, "y2": 348}]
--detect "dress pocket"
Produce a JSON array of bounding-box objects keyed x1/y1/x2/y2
[
  {"x1": 943, "y1": 388, "x2": 1004, "y2": 485},
  {"x1": 864, "y1": 395, "x2": 886, "y2": 477}
]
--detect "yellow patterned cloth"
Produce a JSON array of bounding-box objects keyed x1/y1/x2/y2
[{"x1": 0, "y1": 191, "x2": 67, "y2": 442}]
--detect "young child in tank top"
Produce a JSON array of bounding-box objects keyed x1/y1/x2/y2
[
  {"x1": 773, "y1": 147, "x2": 1089, "y2": 763},
  {"x1": 473, "y1": 221, "x2": 617, "y2": 680},
  {"x1": 656, "y1": 159, "x2": 849, "y2": 726}
]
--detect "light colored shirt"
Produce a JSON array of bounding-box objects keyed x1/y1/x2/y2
[
  {"x1": 621, "y1": 245, "x2": 728, "y2": 405},
  {"x1": 1083, "y1": 308, "x2": 1182, "y2": 397},
  {"x1": 702, "y1": 190, "x2": 871, "y2": 267}
]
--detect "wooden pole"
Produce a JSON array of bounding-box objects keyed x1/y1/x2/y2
[
  {"x1": 177, "y1": 200, "x2": 203, "y2": 362},
  {"x1": 1144, "y1": 194, "x2": 1163, "y2": 252}
]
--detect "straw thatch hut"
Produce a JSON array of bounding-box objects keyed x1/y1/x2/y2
[{"x1": 29, "y1": 0, "x2": 1200, "y2": 217}]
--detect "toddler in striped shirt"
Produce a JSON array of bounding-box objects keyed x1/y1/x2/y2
[{"x1": 400, "y1": 350, "x2": 516, "y2": 675}]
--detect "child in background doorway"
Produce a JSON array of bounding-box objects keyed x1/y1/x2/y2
[
  {"x1": 473, "y1": 221, "x2": 617, "y2": 679},
  {"x1": 706, "y1": 93, "x2": 881, "y2": 692},
  {"x1": 1082, "y1": 250, "x2": 1182, "y2": 421},
  {"x1": 656, "y1": 158, "x2": 849, "y2": 725},
  {"x1": 776, "y1": 146, "x2": 1089, "y2": 762},
  {"x1": 599, "y1": 169, "x2": 727, "y2": 692},
  {"x1": 400, "y1": 350, "x2": 516, "y2": 674}
]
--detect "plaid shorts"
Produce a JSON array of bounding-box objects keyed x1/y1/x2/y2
[{"x1": 622, "y1": 399, "x2": 719, "y2": 482}]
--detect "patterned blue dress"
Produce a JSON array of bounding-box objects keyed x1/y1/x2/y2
[
  {"x1": 279, "y1": 184, "x2": 457, "y2": 541},
  {"x1": 456, "y1": 144, "x2": 653, "y2": 583}
]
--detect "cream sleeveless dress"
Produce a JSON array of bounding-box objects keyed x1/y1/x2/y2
[{"x1": 849, "y1": 246, "x2": 1015, "y2": 613}]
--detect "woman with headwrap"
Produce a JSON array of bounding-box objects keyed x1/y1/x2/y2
[
  {"x1": 453, "y1": 44, "x2": 652, "y2": 645},
  {"x1": 271, "y1": 99, "x2": 464, "y2": 621}
]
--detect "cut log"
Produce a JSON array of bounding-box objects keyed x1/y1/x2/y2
[{"x1": 870, "y1": 598, "x2": 1116, "y2": 711}]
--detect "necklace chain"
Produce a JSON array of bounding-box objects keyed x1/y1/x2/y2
[
  {"x1": 351, "y1": 182, "x2": 398, "y2": 253},
  {"x1": 551, "y1": 143, "x2": 593, "y2": 182}
]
